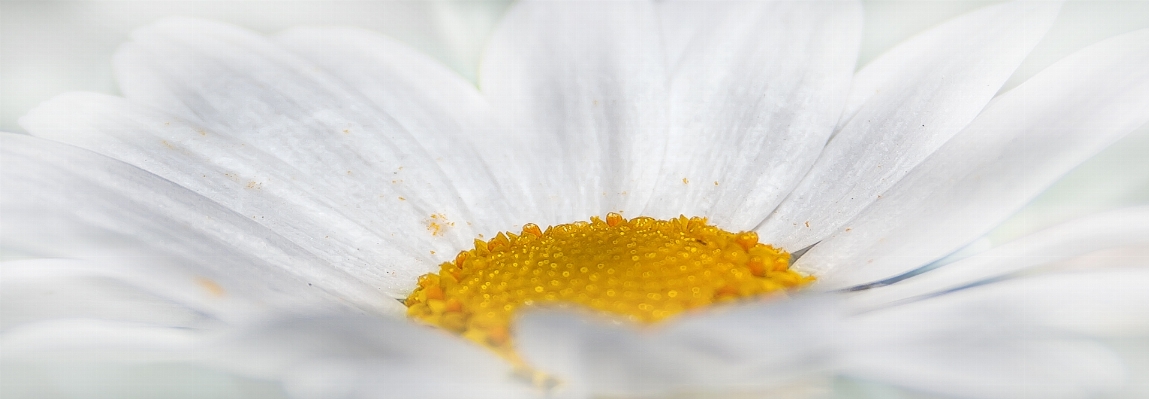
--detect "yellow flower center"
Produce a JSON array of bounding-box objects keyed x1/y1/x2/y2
[{"x1": 404, "y1": 213, "x2": 812, "y2": 363}]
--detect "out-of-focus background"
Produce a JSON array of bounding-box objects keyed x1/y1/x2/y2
[{"x1": 1, "y1": 1, "x2": 1148, "y2": 398}]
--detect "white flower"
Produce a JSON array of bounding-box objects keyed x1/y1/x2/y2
[{"x1": 3, "y1": 1, "x2": 1149, "y2": 399}]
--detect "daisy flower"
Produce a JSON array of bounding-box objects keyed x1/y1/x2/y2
[{"x1": 3, "y1": 1, "x2": 1149, "y2": 398}]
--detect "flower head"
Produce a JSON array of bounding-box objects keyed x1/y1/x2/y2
[{"x1": 3, "y1": 1, "x2": 1149, "y2": 399}]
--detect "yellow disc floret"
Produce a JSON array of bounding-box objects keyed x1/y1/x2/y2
[{"x1": 404, "y1": 213, "x2": 812, "y2": 361}]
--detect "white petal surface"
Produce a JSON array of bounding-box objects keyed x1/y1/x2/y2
[
  {"x1": 1, "y1": 259, "x2": 216, "y2": 331},
  {"x1": 0, "y1": 361, "x2": 286, "y2": 399},
  {"x1": 205, "y1": 316, "x2": 534, "y2": 399},
  {"x1": 989, "y1": 123, "x2": 1149, "y2": 243},
  {"x1": 843, "y1": 269, "x2": 1149, "y2": 398},
  {"x1": 855, "y1": 269, "x2": 1149, "y2": 340},
  {"x1": 21, "y1": 92, "x2": 431, "y2": 299},
  {"x1": 113, "y1": 18, "x2": 500, "y2": 256},
  {"x1": 842, "y1": 338, "x2": 1123, "y2": 399},
  {"x1": 480, "y1": 0, "x2": 668, "y2": 222},
  {"x1": 847, "y1": 206, "x2": 1149, "y2": 310},
  {"x1": 0, "y1": 134, "x2": 397, "y2": 319},
  {"x1": 759, "y1": 2, "x2": 1060, "y2": 250},
  {"x1": 271, "y1": 27, "x2": 531, "y2": 230},
  {"x1": 514, "y1": 298, "x2": 844, "y2": 398},
  {"x1": 2, "y1": 319, "x2": 201, "y2": 359},
  {"x1": 801, "y1": 29, "x2": 1149, "y2": 289},
  {"x1": 645, "y1": 1, "x2": 862, "y2": 231}
]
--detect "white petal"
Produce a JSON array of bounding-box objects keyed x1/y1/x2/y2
[
  {"x1": 0, "y1": 361, "x2": 286, "y2": 399},
  {"x1": 480, "y1": 0, "x2": 668, "y2": 222},
  {"x1": 0, "y1": 134, "x2": 398, "y2": 319},
  {"x1": 841, "y1": 338, "x2": 1123, "y2": 399},
  {"x1": 990, "y1": 123, "x2": 1149, "y2": 243},
  {"x1": 847, "y1": 206, "x2": 1149, "y2": 310},
  {"x1": 1, "y1": 259, "x2": 217, "y2": 331},
  {"x1": 21, "y1": 92, "x2": 431, "y2": 299},
  {"x1": 644, "y1": 1, "x2": 862, "y2": 231},
  {"x1": 842, "y1": 269, "x2": 1149, "y2": 398},
  {"x1": 801, "y1": 29, "x2": 1149, "y2": 289},
  {"x1": 204, "y1": 316, "x2": 533, "y2": 399},
  {"x1": 2, "y1": 319, "x2": 201, "y2": 359},
  {"x1": 857, "y1": 269, "x2": 1149, "y2": 339},
  {"x1": 112, "y1": 17, "x2": 497, "y2": 253},
  {"x1": 271, "y1": 27, "x2": 530, "y2": 232},
  {"x1": 759, "y1": 2, "x2": 1061, "y2": 250},
  {"x1": 514, "y1": 298, "x2": 845, "y2": 398}
]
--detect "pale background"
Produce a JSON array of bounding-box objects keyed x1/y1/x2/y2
[{"x1": 2, "y1": 1, "x2": 1149, "y2": 397}]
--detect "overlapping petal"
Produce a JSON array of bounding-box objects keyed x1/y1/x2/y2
[
  {"x1": 4, "y1": 1, "x2": 1148, "y2": 399},
  {"x1": 800, "y1": 29, "x2": 1149, "y2": 289},
  {"x1": 112, "y1": 17, "x2": 507, "y2": 253},
  {"x1": 201, "y1": 316, "x2": 532, "y2": 399},
  {"x1": 1, "y1": 134, "x2": 392, "y2": 318},
  {"x1": 847, "y1": 206, "x2": 1149, "y2": 310},
  {"x1": 759, "y1": 1, "x2": 1061, "y2": 250},
  {"x1": 481, "y1": 0, "x2": 669, "y2": 222},
  {"x1": 645, "y1": 0, "x2": 861, "y2": 231}
]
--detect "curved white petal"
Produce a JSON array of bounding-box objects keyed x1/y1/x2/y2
[
  {"x1": 204, "y1": 316, "x2": 534, "y2": 399},
  {"x1": 842, "y1": 269, "x2": 1149, "y2": 399},
  {"x1": 514, "y1": 298, "x2": 845, "y2": 398},
  {"x1": 847, "y1": 206, "x2": 1149, "y2": 310},
  {"x1": 480, "y1": 0, "x2": 668, "y2": 222},
  {"x1": 801, "y1": 29, "x2": 1149, "y2": 289},
  {"x1": 112, "y1": 17, "x2": 497, "y2": 254},
  {"x1": 0, "y1": 360, "x2": 286, "y2": 399},
  {"x1": 271, "y1": 27, "x2": 530, "y2": 232},
  {"x1": 841, "y1": 338, "x2": 1123, "y2": 399},
  {"x1": 759, "y1": 2, "x2": 1061, "y2": 250},
  {"x1": 1, "y1": 259, "x2": 218, "y2": 331},
  {"x1": 0, "y1": 134, "x2": 397, "y2": 319},
  {"x1": 2, "y1": 319, "x2": 201, "y2": 359},
  {"x1": 21, "y1": 92, "x2": 433, "y2": 299},
  {"x1": 844, "y1": 270, "x2": 1149, "y2": 398},
  {"x1": 857, "y1": 269, "x2": 1149, "y2": 339},
  {"x1": 644, "y1": 1, "x2": 862, "y2": 231},
  {"x1": 990, "y1": 123, "x2": 1149, "y2": 243}
]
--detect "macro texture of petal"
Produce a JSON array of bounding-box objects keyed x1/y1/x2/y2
[
  {"x1": 5, "y1": 2, "x2": 1148, "y2": 398},
  {"x1": 480, "y1": 0, "x2": 668, "y2": 222},
  {"x1": 112, "y1": 18, "x2": 501, "y2": 256},
  {"x1": 844, "y1": 269, "x2": 1149, "y2": 399},
  {"x1": 759, "y1": 1, "x2": 1060, "y2": 250},
  {"x1": 2, "y1": 319, "x2": 202, "y2": 360},
  {"x1": 847, "y1": 206, "x2": 1149, "y2": 310},
  {"x1": 802, "y1": 29, "x2": 1149, "y2": 289},
  {"x1": 271, "y1": 27, "x2": 530, "y2": 230},
  {"x1": 21, "y1": 93, "x2": 438, "y2": 299},
  {"x1": 1, "y1": 259, "x2": 217, "y2": 331},
  {"x1": 202, "y1": 316, "x2": 533, "y2": 399},
  {"x1": 645, "y1": 0, "x2": 861, "y2": 231},
  {"x1": 0, "y1": 134, "x2": 396, "y2": 319},
  {"x1": 514, "y1": 298, "x2": 844, "y2": 398}
]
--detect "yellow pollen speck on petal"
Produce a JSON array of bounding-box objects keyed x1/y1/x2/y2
[
  {"x1": 196, "y1": 278, "x2": 226, "y2": 297},
  {"x1": 426, "y1": 213, "x2": 455, "y2": 236},
  {"x1": 404, "y1": 213, "x2": 812, "y2": 365}
]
